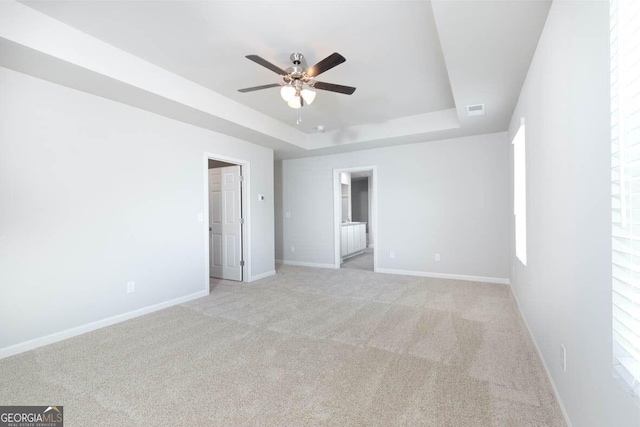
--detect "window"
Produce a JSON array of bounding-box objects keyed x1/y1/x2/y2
[
  {"x1": 611, "y1": 0, "x2": 640, "y2": 394},
  {"x1": 513, "y1": 119, "x2": 527, "y2": 266}
]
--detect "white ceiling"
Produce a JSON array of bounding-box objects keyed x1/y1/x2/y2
[
  {"x1": 3, "y1": 0, "x2": 552, "y2": 159},
  {"x1": 21, "y1": 0, "x2": 455, "y2": 134}
]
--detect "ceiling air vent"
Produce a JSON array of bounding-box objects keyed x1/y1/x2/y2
[{"x1": 466, "y1": 104, "x2": 485, "y2": 117}]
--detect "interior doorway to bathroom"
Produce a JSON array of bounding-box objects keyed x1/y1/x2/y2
[
  {"x1": 333, "y1": 167, "x2": 377, "y2": 272},
  {"x1": 207, "y1": 157, "x2": 246, "y2": 282}
]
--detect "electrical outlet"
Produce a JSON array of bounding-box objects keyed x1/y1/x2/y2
[
  {"x1": 127, "y1": 281, "x2": 135, "y2": 293},
  {"x1": 389, "y1": 251, "x2": 395, "y2": 259},
  {"x1": 560, "y1": 345, "x2": 566, "y2": 372},
  {"x1": 285, "y1": 212, "x2": 291, "y2": 219},
  {"x1": 291, "y1": 246, "x2": 295, "y2": 253},
  {"x1": 435, "y1": 253, "x2": 441, "y2": 262}
]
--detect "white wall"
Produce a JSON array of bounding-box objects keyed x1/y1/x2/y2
[
  {"x1": 0, "y1": 67, "x2": 275, "y2": 352},
  {"x1": 508, "y1": 1, "x2": 640, "y2": 426},
  {"x1": 276, "y1": 132, "x2": 510, "y2": 281}
]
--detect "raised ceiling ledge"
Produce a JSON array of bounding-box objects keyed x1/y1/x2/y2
[
  {"x1": 0, "y1": 0, "x2": 550, "y2": 160},
  {"x1": 0, "y1": 1, "x2": 310, "y2": 152},
  {"x1": 307, "y1": 109, "x2": 459, "y2": 150},
  {"x1": 0, "y1": 1, "x2": 462, "y2": 159}
]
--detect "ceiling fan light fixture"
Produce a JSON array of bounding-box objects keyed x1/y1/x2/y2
[
  {"x1": 280, "y1": 84, "x2": 296, "y2": 102},
  {"x1": 287, "y1": 95, "x2": 303, "y2": 109},
  {"x1": 300, "y1": 88, "x2": 316, "y2": 105}
]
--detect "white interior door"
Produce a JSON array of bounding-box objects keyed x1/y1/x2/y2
[{"x1": 209, "y1": 165, "x2": 243, "y2": 281}]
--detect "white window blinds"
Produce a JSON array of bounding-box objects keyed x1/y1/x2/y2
[
  {"x1": 513, "y1": 121, "x2": 527, "y2": 266},
  {"x1": 611, "y1": 0, "x2": 640, "y2": 393}
]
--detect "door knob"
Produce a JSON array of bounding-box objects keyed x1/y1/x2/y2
[{"x1": 209, "y1": 227, "x2": 212, "y2": 232}]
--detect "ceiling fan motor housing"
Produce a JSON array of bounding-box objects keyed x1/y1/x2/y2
[
  {"x1": 284, "y1": 53, "x2": 313, "y2": 85},
  {"x1": 284, "y1": 66, "x2": 306, "y2": 78}
]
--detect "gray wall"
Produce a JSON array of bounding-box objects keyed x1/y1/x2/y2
[
  {"x1": 276, "y1": 132, "x2": 510, "y2": 279},
  {"x1": 0, "y1": 67, "x2": 275, "y2": 351},
  {"x1": 508, "y1": 2, "x2": 640, "y2": 426},
  {"x1": 351, "y1": 178, "x2": 369, "y2": 224}
]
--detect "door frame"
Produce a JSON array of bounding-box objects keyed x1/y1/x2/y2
[
  {"x1": 204, "y1": 153, "x2": 251, "y2": 287},
  {"x1": 333, "y1": 166, "x2": 378, "y2": 271}
]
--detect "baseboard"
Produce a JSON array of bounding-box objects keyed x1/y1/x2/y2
[
  {"x1": 342, "y1": 250, "x2": 364, "y2": 261},
  {"x1": 375, "y1": 268, "x2": 510, "y2": 284},
  {"x1": 0, "y1": 289, "x2": 209, "y2": 361},
  {"x1": 250, "y1": 270, "x2": 276, "y2": 282},
  {"x1": 510, "y1": 285, "x2": 572, "y2": 427},
  {"x1": 275, "y1": 259, "x2": 337, "y2": 269}
]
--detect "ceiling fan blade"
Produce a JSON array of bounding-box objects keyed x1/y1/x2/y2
[
  {"x1": 237, "y1": 83, "x2": 281, "y2": 93},
  {"x1": 313, "y1": 81, "x2": 356, "y2": 95},
  {"x1": 305, "y1": 52, "x2": 346, "y2": 77},
  {"x1": 245, "y1": 55, "x2": 288, "y2": 75}
]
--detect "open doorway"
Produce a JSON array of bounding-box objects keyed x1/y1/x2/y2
[
  {"x1": 333, "y1": 167, "x2": 377, "y2": 271},
  {"x1": 205, "y1": 155, "x2": 250, "y2": 284}
]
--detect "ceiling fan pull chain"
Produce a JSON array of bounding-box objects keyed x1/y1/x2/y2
[{"x1": 296, "y1": 108, "x2": 302, "y2": 125}]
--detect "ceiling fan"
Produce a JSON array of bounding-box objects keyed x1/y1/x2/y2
[{"x1": 237, "y1": 52, "x2": 356, "y2": 110}]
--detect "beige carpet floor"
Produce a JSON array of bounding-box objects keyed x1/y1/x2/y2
[
  {"x1": 341, "y1": 247, "x2": 374, "y2": 271},
  {"x1": 0, "y1": 265, "x2": 565, "y2": 426}
]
